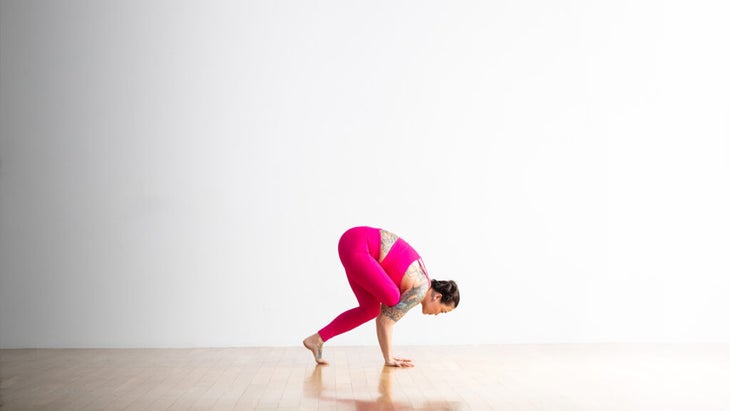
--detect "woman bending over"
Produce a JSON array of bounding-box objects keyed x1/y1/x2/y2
[{"x1": 303, "y1": 226, "x2": 460, "y2": 367}]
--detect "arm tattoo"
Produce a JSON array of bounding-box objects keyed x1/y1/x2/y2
[
  {"x1": 379, "y1": 230, "x2": 399, "y2": 262},
  {"x1": 380, "y1": 271, "x2": 429, "y2": 322}
]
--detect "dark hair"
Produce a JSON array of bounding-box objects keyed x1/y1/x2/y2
[{"x1": 431, "y1": 279, "x2": 460, "y2": 308}]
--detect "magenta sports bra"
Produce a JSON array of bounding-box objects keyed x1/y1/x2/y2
[{"x1": 380, "y1": 237, "x2": 430, "y2": 285}]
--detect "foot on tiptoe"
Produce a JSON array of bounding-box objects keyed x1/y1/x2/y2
[{"x1": 303, "y1": 333, "x2": 328, "y2": 365}]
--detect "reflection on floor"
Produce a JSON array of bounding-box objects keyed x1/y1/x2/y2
[
  {"x1": 304, "y1": 361, "x2": 461, "y2": 410},
  {"x1": 1, "y1": 344, "x2": 729, "y2": 410}
]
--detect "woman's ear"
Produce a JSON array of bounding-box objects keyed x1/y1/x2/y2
[{"x1": 433, "y1": 292, "x2": 442, "y2": 302}]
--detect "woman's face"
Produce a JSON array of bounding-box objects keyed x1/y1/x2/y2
[{"x1": 421, "y1": 290, "x2": 456, "y2": 316}]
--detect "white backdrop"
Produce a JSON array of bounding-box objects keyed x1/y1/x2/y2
[{"x1": 1, "y1": 0, "x2": 729, "y2": 348}]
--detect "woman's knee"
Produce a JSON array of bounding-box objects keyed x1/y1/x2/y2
[{"x1": 382, "y1": 289, "x2": 400, "y2": 307}]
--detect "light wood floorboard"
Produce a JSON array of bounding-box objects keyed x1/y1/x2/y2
[{"x1": 2, "y1": 344, "x2": 729, "y2": 410}]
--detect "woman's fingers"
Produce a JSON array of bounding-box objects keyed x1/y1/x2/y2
[{"x1": 391, "y1": 357, "x2": 414, "y2": 367}]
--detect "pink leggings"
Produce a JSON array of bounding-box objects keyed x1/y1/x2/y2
[{"x1": 318, "y1": 227, "x2": 401, "y2": 342}]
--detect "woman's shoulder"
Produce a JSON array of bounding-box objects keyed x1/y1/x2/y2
[{"x1": 399, "y1": 260, "x2": 429, "y2": 292}]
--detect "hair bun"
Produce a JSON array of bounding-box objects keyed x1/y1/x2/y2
[{"x1": 430, "y1": 279, "x2": 460, "y2": 308}]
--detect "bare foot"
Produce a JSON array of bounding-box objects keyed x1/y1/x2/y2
[{"x1": 303, "y1": 333, "x2": 328, "y2": 365}]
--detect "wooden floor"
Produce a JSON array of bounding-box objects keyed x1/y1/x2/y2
[{"x1": 1, "y1": 344, "x2": 729, "y2": 410}]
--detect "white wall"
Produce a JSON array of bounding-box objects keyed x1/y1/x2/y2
[{"x1": 1, "y1": 0, "x2": 728, "y2": 348}]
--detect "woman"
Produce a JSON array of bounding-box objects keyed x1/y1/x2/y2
[{"x1": 303, "y1": 226, "x2": 460, "y2": 367}]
